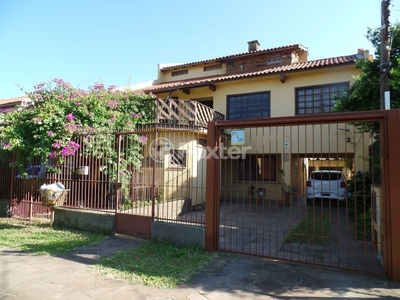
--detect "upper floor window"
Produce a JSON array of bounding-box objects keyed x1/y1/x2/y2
[
  {"x1": 171, "y1": 70, "x2": 188, "y2": 77},
  {"x1": 204, "y1": 64, "x2": 222, "y2": 72},
  {"x1": 267, "y1": 57, "x2": 282, "y2": 65},
  {"x1": 227, "y1": 91, "x2": 270, "y2": 120},
  {"x1": 296, "y1": 82, "x2": 349, "y2": 115}
]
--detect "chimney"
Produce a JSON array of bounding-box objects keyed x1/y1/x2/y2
[
  {"x1": 358, "y1": 48, "x2": 370, "y2": 59},
  {"x1": 248, "y1": 40, "x2": 260, "y2": 52}
]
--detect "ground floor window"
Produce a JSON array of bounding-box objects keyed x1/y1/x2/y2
[
  {"x1": 170, "y1": 149, "x2": 186, "y2": 168},
  {"x1": 237, "y1": 154, "x2": 277, "y2": 181}
]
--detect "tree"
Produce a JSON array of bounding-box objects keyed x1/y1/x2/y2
[
  {"x1": 334, "y1": 24, "x2": 400, "y2": 113},
  {"x1": 332, "y1": 25, "x2": 400, "y2": 235},
  {"x1": 0, "y1": 79, "x2": 156, "y2": 197}
]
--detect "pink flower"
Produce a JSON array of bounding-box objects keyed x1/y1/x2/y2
[
  {"x1": 60, "y1": 141, "x2": 81, "y2": 157},
  {"x1": 64, "y1": 124, "x2": 77, "y2": 131},
  {"x1": 65, "y1": 113, "x2": 75, "y2": 121},
  {"x1": 141, "y1": 136, "x2": 147, "y2": 144},
  {"x1": 47, "y1": 130, "x2": 54, "y2": 136},
  {"x1": 107, "y1": 100, "x2": 119, "y2": 109},
  {"x1": 60, "y1": 148, "x2": 70, "y2": 157},
  {"x1": 4, "y1": 143, "x2": 12, "y2": 149},
  {"x1": 52, "y1": 142, "x2": 60, "y2": 149},
  {"x1": 49, "y1": 152, "x2": 57, "y2": 158},
  {"x1": 130, "y1": 113, "x2": 142, "y2": 119},
  {"x1": 69, "y1": 141, "x2": 80, "y2": 150},
  {"x1": 0, "y1": 108, "x2": 11, "y2": 114}
]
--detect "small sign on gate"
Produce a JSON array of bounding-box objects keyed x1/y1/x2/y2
[{"x1": 231, "y1": 128, "x2": 245, "y2": 145}]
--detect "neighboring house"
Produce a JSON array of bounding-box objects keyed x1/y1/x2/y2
[
  {"x1": 133, "y1": 40, "x2": 369, "y2": 204},
  {"x1": 0, "y1": 96, "x2": 30, "y2": 112},
  {"x1": 0, "y1": 96, "x2": 30, "y2": 124}
]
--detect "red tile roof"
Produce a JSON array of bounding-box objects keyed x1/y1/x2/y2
[
  {"x1": 0, "y1": 96, "x2": 29, "y2": 106},
  {"x1": 142, "y1": 54, "x2": 360, "y2": 93},
  {"x1": 160, "y1": 44, "x2": 308, "y2": 71}
]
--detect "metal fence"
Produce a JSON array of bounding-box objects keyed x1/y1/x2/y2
[
  {"x1": 0, "y1": 124, "x2": 208, "y2": 226},
  {"x1": 115, "y1": 125, "x2": 208, "y2": 226},
  {"x1": 205, "y1": 110, "x2": 400, "y2": 275}
]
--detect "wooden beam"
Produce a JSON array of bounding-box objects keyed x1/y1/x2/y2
[
  {"x1": 209, "y1": 84, "x2": 216, "y2": 91},
  {"x1": 183, "y1": 89, "x2": 190, "y2": 95},
  {"x1": 280, "y1": 73, "x2": 285, "y2": 83}
]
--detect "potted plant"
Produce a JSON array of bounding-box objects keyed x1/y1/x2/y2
[{"x1": 257, "y1": 187, "x2": 266, "y2": 197}]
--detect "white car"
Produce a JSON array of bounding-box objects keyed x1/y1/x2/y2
[{"x1": 306, "y1": 170, "x2": 347, "y2": 202}]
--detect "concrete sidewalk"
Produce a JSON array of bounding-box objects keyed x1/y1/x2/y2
[{"x1": 1, "y1": 234, "x2": 400, "y2": 300}]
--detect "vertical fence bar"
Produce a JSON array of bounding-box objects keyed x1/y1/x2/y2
[
  {"x1": 115, "y1": 132, "x2": 121, "y2": 214},
  {"x1": 9, "y1": 152, "x2": 16, "y2": 202},
  {"x1": 151, "y1": 131, "x2": 157, "y2": 219},
  {"x1": 205, "y1": 121, "x2": 219, "y2": 251}
]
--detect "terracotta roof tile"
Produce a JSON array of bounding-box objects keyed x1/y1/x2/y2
[
  {"x1": 142, "y1": 54, "x2": 360, "y2": 93},
  {"x1": 0, "y1": 96, "x2": 29, "y2": 105}
]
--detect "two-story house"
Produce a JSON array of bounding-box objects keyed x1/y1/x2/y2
[{"x1": 132, "y1": 40, "x2": 369, "y2": 206}]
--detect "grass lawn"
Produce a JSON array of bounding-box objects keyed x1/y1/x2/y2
[
  {"x1": 285, "y1": 211, "x2": 331, "y2": 246},
  {"x1": 92, "y1": 240, "x2": 219, "y2": 289},
  {"x1": 0, "y1": 218, "x2": 219, "y2": 289},
  {"x1": 0, "y1": 218, "x2": 106, "y2": 255}
]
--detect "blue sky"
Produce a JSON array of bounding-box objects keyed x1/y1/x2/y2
[{"x1": 0, "y1": 0, "x2": 397, "y2": 99}]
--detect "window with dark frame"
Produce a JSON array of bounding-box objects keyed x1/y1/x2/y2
[
  {"x1": 237, "y1": 154, "x2": 277, "y2": 181},
  {"x1": 170, "y1": 149, "x2": 186, "y2": 168},
  {"x1": 267, "y1": 57, "x2": 282, "y2": 65},
  {"x1": 171, "y1": 70, "x2": 188, "y2": 77},
  {"x1": 296, "y1": 82, "x2": 349, "y2": 115},
  {"x1": 204, "y1": 64, "x2": 222, "y2": 72},
  {"x1": 227, "y1": 91, "x2": 270, "y2": 120}
]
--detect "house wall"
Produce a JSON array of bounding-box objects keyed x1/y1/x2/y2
[
  {"x1": 157, "y1": 63, "x2": 226, "y2": 82},
  {"x1": 156, "y1": 65, "x2": 358, "y2": 117},
  {"x1": 154, "y1": 63, "x2": 363, "y2": 203},
  {"x1": 157, "y1": 47, "x2": 309, "y2": 83},
  {"x1": 141, "y1": 131, "x2": 207, "y2": 206}
]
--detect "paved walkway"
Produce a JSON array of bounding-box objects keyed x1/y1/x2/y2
[{"x1": 1, "y1": 234, "x2": 400, "y2": 300}]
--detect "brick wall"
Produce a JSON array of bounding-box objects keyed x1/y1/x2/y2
[{"x1": 225, "y1": 51, "x2": 293, "y2": 74}]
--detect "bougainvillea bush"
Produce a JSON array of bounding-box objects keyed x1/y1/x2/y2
[{"x1": 0, "y1": 79, "x2": 156, "y2": 196}]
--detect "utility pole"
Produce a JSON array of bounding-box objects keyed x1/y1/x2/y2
[{"x1": 380, "y1": 0, "x2": 391, "y2": 110}]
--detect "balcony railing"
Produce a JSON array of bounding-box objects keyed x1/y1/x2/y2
[{"x1": 154, "y1": 98, "x2": 224, "y2": 127}]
